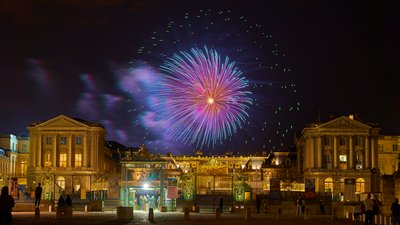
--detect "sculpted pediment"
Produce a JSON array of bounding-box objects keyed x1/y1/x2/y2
[
  {"x1": 35, "y1": 115, "x2": 89, "y2": 128},
  {"x1": 318, "y1": 116, "x2": 370, "y2": 131}
]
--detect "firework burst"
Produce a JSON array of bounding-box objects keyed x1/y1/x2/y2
[{"x1": 154, "y1": 47, "x2": 252, "y2": 148}]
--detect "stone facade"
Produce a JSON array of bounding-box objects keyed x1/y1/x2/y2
[
  {"x1": 27, "y1": 115, "x2": 119, "y2": 201},
  {"x1": 295, "y1": 115, "x2": 381, "y2": 200}
]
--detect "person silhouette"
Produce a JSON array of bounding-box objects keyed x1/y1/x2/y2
[
  {"x1": 0, "y1": 186, "x2": 15, "y2": 225},
  {"x1": 34, "y1": 183, "x2": 42, "y2": 208}
]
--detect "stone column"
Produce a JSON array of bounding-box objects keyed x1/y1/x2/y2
[
  {"x1": 310, "y1": 136, "x2": 315, "y2": 169},
  {"x1": 371, "y1": 137, "x2": 376, "y2": 169},
  {"x1": 53, "y1": 134, "x2": 57, "y2": 167},
  {"x1": 83, "y1": 135, "x2": 87, "y2": 167},
  {"x1": 68, "y1": 134, "x2": 72, "y2": 167},
  {"x1": 365, "y1": 136, "x2": 370, "y2": 169},
  {"x1": 31, "y1": 133, "x2": 37, "y2": 167},
  {"x1": 349, "y1": 136, "x2": 354, "y2": 169},
  {"x1": 334, "y1": 136, "x2": 338, "y2": 168},
  {"x1": 317, "y1": 136, "x2": 322, "y2": 168},
  {"x1": 90, "y1": 134, "x2": 95, "y2": 169},
  {"x1": 37, "y1": 134, "x2": 42, "y2": 167}
]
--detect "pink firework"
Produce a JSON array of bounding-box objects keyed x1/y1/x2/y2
[{"x1": 155, "y1": 46, "x2": 253, "y2": 148}]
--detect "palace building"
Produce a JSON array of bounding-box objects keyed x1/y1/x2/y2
[
  {"x1": 26, "y1": 115, "x2": 119, "y2": 202},
  {"x1": 0, "y1": 114, "x2": 399, "y2": 213},
  {"x1": 295, "y1": 115, "x2": 381, "y2": 201}
]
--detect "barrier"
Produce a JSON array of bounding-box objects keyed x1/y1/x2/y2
[
  {"x1": 35, "y1": 208, "x2": 40, "y2": 219},
  {"x1": 216, "y1": 208, "x2": 221, "y2": 220},
  {"x1": 56, "y1": 206, "x2": 72, "y2": 219},
  {"x1": 184, "y1": 207, "x2": 190, "y2": 220},
  {"x1": 116, "y1": 206, "x2": 133, "y2": 220},
  {"x1": 304, "y1": 208, "x2": 310, "y2": 220},
  {"x1": 148, "y1": 208, "x2": 155, "y2": 223},
  {"x1": 276, "y1": 208, "x2": 281, "y2": 220},
  {"x1": 245, "y1": 208, "x2": 251, "y2": 220}
]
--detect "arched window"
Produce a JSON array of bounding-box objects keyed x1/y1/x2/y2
[
  {"x1": 356, "y1": 178, "x2": 365, "y2": 193},
  {"x1": 324, "y1": 178, "x2": 333, "y2": 192},
  {"x1": 57, "y1": 176, "x2": 65, "y2": 190}
]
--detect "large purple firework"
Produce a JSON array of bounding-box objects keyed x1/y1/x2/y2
[{"x1": 154, "y1": 46, "x2": 253, "y2": 148}]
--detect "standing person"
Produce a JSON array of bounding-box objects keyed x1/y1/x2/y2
[
  {"x1": 301, "y1": 199, "x2": 306, "y2": 215},
  {"x1": 58, "y1": 195, "x2": 65, "y2": 207},
  {"x1": 364, "y1": 193, "x2": 375, "y2": 225},
  {"x1": 391, "y1": 198, "x2": 400, "y2": 225},
  {"x1": 319, "y1": 200, "x2": 325, "y2": 215},
  {"x1": 66, "y1": 194, "x2": 72, "y2": 207},
  {"x1": 34, "y1": 183, "x2": 42, "y2": 208},
  {"x1": 256, "y1": 196, "x2": 261, "y2": 214},
  {"x1": 219, "y1": 197, "x2": 223, "y2": 213},
  {"x1": 296, "y1": 196, "x2": 301, "y2": 215},
  {"x1": 0, "y1": 186, "x2": 15, "y2": 225}
]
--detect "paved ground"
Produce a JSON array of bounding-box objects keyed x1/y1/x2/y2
[{"x1": 11, "y1": 210, "x2": 366, "y2": 225}]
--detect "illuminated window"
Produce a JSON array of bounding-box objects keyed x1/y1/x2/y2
[
  {"x1": 356, "y1": 178, "x2": 364, "y2": 193},
  {"x1": 57, "y1": 176, "x2": 65, "y2": 190},
  {"x1": 339, "y1": 154, "x2": 347, "y2": 169},
  {"x1": 59, "y1": 153, "x2": 67, "y2": 167},
  {"x1": 20, "y1": 161, "x2": 27, "y2": 175},
  {"x1": 44, "y1": 153, "x2": 52, "y2": 167},
  {"x1": 46, "y1": 137, "x2": 52, "y2": 145},
  {"x1": 60, "y1": 136, "x2": 67, "y2": 145},
  {"x1": 75, "y1": 153, "x2": 82, "y2": 167},
  {"x1": 324, "y1": 178, "x2": 333, "y2": 192},
  {"x1": 76, "y1": 136, "x2": 82, "y2": 145}
]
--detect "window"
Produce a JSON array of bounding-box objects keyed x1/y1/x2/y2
[
  {"x1": 356, "y1": 178, "x2": 365, "y2": 193},
  {"x1": 393, "y1": 144, "x2": 398, "y2": 151},
  {"x1": 59, "y1": 153, "x2": 67, "y2": 167},
  {"x1": 356, "y1": 136, "x2": 363, "y2": 146},
  {"x1": 324, "y1": 154, "x2": 332, "y2": 169},
  {"x1": 339, "y1": 154, "x2": 347, "y2": 169},
  {"x1": 75, "y1": 153, "x2": 82, "y2": 167},
  {"x1": 44, "y1": 153, "x2": 52, "y2": 167},
  {"x1": 57, "y1": 176, "x2": 65, "y2": 190},
  {"x1": 356, "y1": 154, "x2": 363, "y2": 169},
  {"x1": 339, "y1": 136, "x2": 347, "y2": 146},
  {"x1": 60, "y1": 136, "x2": 67, "y2": 145},
  {"x1": 324, "y1": 178, "x2": 333, "y2": 192},
  {"x1": 20, "y1": 161, "x2": 27, "y2": 175},
  {"x1": 324, "y1": 137, "x2": 331, "y2": 146},
  {"x1": 76, "y1": 136, "x2": 82, "y2": 145},
  {"x1": 46, "y1": 137, "x2": 52, "y2": 145}
]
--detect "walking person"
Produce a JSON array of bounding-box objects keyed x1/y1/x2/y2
[
  {"x1": 0, "y1": 186, "x2": 15, "y2": 225},
  {"x1": 34, "y1": 183, "x2": 42, "y2": 208},
  {"x1": 391, "y1": 198, "x2": 400, "y2": 225},
  {"x1": 364, "y1": 193, "x2": 375, "y2": 225}
]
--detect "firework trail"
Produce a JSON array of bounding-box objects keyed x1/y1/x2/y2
[
  {"x1": 153, "y1": 46, "x2": 252, "y2": 148},
  {"x1": 123, "y1": 9, "x2": 300, "y2": 152}
]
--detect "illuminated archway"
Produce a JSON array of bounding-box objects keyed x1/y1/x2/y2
[
  {"x1": 324, "y1": 177, "x2": 333, "y2": 192},
  {"x1": 356, "y1": 178, "x2": 365, "y2": 193}
]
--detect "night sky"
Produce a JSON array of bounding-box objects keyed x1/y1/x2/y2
[{"x1": 0, "y1": 0, "x2": 399, "y2": 154}]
